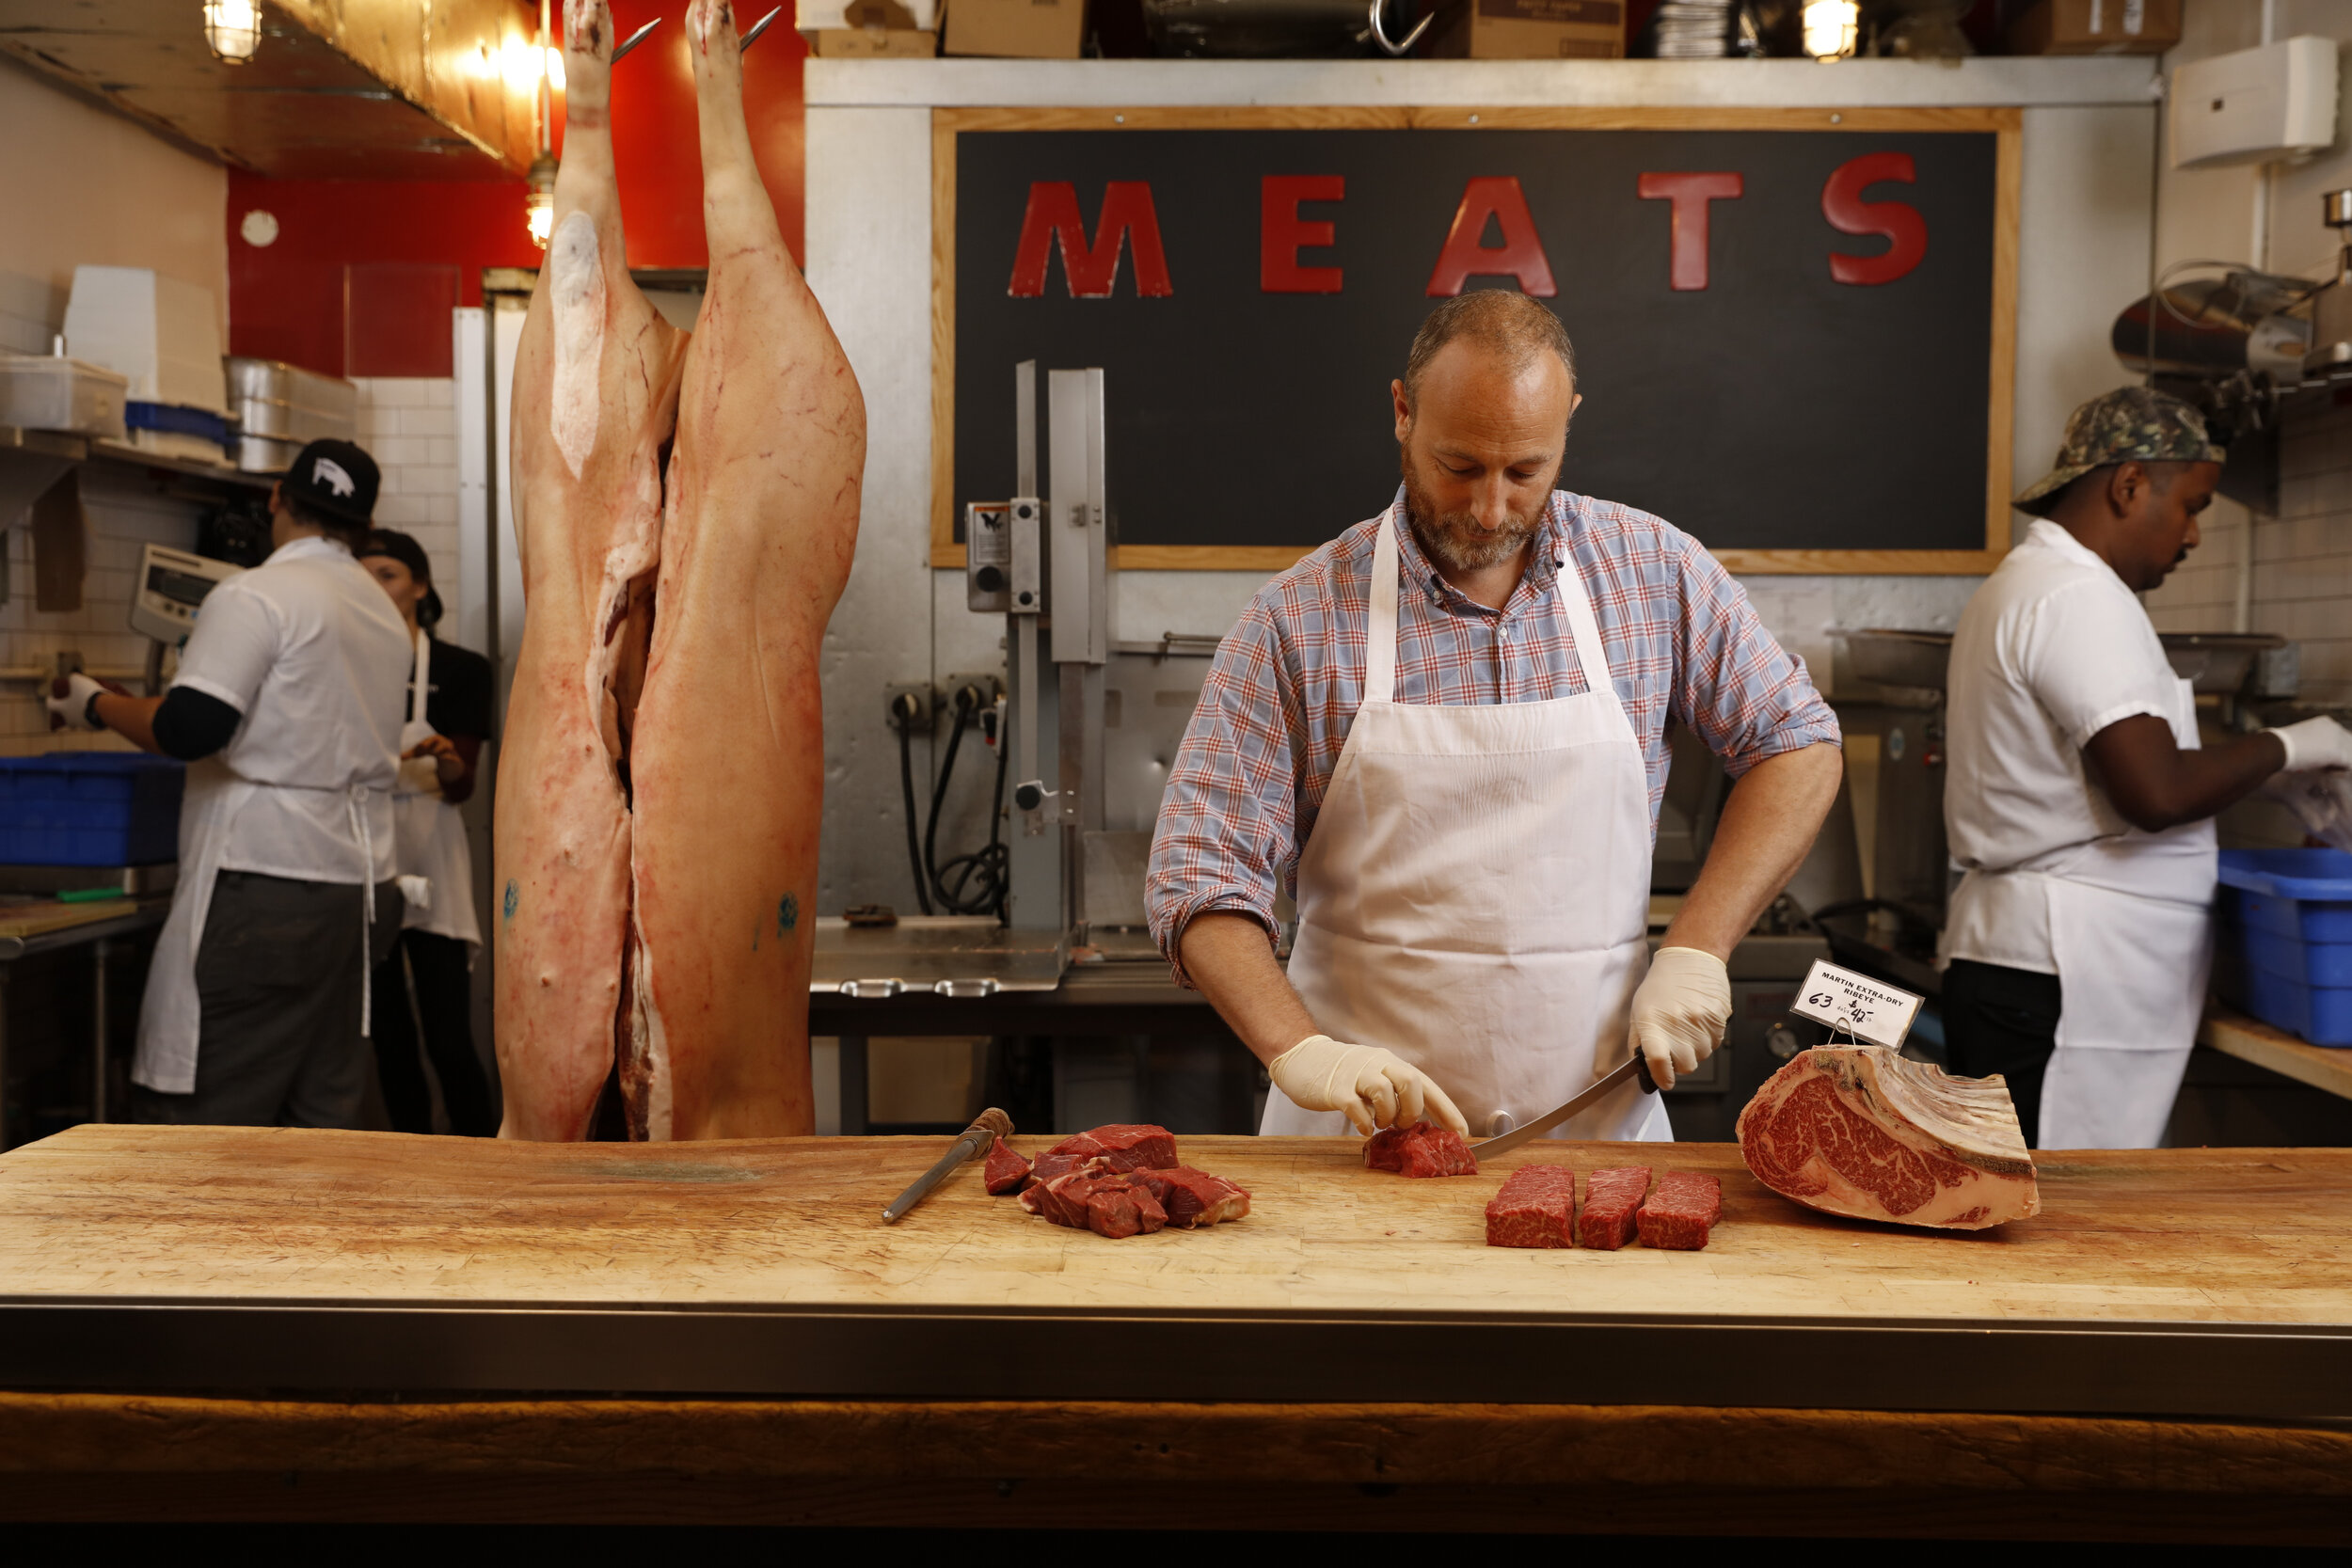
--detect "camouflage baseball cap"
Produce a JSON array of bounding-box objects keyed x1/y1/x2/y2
[{"x1": 2014, "y1": 386, "x2": 2225, "y2": 513}]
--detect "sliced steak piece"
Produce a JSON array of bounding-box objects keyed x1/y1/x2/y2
[
  {"x1": 1577, "y1": 1166, "x2": 1650, "y2": 1250},
  {"x1": 1636, "y1": 1170, "x2": 1722, "y2": 1250},
  {"x1": 983, "y1": 1138, "x2": 1031, "y2": 1196},
  {"x1": 1363, "y1": 1121, "x2": 1480, "y2": 1178},
  {"x1": 1037, "y1": 1124, "x2": 1179, "y2": 1177},
  {"x1": 1737, "y1": 1047, "x2": 2039, "y2": 1230},
  {"x1": 1485, "y1": 1164, "x2": 1578, "y2": 1249},
  {"x1": 1137, "y1": 1166, "x2": 1252, "y2": 1228}
]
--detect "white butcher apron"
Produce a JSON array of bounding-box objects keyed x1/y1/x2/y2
[
  {"x1": 1263, "y1": 510, "x2": 1672, "y2": 1143},
  {"x1": 390, "y1": 629, "x2": 482, "y2": 952},
  {"x1": 134, "y1": 770, "x2": 388, "y2": 1093},
  {"x1": 1950, "y1": 674, "x2": 2215, "y2": 1148}
]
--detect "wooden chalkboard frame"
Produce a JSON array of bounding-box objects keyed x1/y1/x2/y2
[{"x1": 930, "y1": 105, "x2": 2022, "y2": 575}]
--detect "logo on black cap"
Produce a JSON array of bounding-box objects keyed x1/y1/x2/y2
[{"x1": 313, "y1": 456, "x2": 356, "y2": 498}]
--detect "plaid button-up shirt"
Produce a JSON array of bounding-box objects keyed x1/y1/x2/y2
[{"x1": 1145, "y1": 488, "x2": 1841, "y2": 984}]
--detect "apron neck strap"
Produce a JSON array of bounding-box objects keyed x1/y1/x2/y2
[
  {"x1": 410, "y1": 626, "x2": 430, "y2": 722},
  {"x1": 1368, "y1": 510, "x2": 1402, "y2": 704},
  {"x1": 1371, "y1": 503, "x2": 1617, "y2": 703}
]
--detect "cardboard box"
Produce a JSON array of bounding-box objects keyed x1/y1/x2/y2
[
  {"x1": 1431, "y1": 0, "x2": 1621, "y2": 58},
  {"x1": 799, "y1": 0, "x2": 938, "y2": 28},
  {"x1": 944, "y1": 0, "x2": 1087, "y2": 58},
  {"x1": 804, "y1": 26, "x2": 938, "y2": 55},
  {"x1": 2005, "y1": 0, "x2": 2180, "y2": 56}
]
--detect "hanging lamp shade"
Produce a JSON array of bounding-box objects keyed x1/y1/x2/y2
[{"x1": 203, "y1": 0, "x2": 262, "y2": 62}]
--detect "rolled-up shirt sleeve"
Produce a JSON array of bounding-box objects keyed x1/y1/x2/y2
[
  {"x1": 1147, "y1": 601, "x2": 1306, "y2": 987},
  {"x1": 169, "y1": 578, "x2": 278, "y2": 718},
  {"x1": 2014, "y1": 581, "x2": 2172, "y2": 749},
  {"x1": 1668, "y1": 531, "x2": 1841, "y2": 773}
]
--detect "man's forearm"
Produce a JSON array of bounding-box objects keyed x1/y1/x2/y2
[
  {"x1": 1661, "y1": 741, "x2": 1843, "y2": 959},
  {"x1": 1178, "y1": 911, "x2": 1320, "y2": 1067},
  {"x1": 91, "y1": 693, "x2": 166, "y2": 755}
]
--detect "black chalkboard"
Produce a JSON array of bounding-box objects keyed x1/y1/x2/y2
[{"x1": 945, "y1": 117, "x2": 2010, "y2": 567}]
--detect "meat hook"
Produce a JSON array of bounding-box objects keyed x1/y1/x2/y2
[
  {"x1": 740, "y1": 6, "x2": 785, "y2": 48},
  {"x1": 1366, "y1": 0, "x2": 1433, "y2": 56},
  {"x1": 610, "y1": 17, "x2": 662, "y2": 60}
]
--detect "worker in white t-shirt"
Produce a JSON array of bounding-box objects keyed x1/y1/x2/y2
[
  {"x1": 48, "y1": 439, "x2": 411, "y2": 1127},
  {"x1": 1941, "y1": 388, "x2": 2352, "y2": 1148}
]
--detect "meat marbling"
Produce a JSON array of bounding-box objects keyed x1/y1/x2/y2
[
  {"x1": 1636, "y1": 1170, "x2": 1721, "y2": 1251},
  {"x1": 1363, "y1": 1122, "x2": 1479, "y2": 1178},
  {"x1": 983, "y1": 1138, "x2": 1032, "y2": 1196},
  {"x1": 1485, "y1": 1164, "x2": 1578, "y2": 1249},
  {"x1": 1737, "y1": 1047, "x2": 2038, "y2": 1230},
  {"x1": 495, "y1": 0, "x2": 862, "y2": 1139},
  {"x1": 1577, "y1": 1166, "x2": 1649, "y2": 1250}
]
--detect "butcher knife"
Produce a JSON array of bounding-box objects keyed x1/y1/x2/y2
[
  {"x1": 881, "y1": 1106, "x2": 1015, "y2": 1224},
  {"x1": 1467, "y1": 1054, "x2": 1660, "y2": 1159}
]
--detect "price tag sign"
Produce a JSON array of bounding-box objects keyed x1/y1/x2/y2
[{"x1": 1789, "y1": 959, "x2": 1923, "y2": 1050}]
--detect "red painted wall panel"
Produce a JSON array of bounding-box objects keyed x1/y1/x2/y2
[{"x1": 228, "y1": 1, "x2": 806, "y2": 377}]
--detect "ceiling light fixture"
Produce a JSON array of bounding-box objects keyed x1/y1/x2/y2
[
  {"x1": 1802, "y1": 0, "x2": 1861, "y2": 61},
  {"x1": 203, "y1": 0, "x2": 262, "y2": 63},
  {"x1": 524, "y1": 0, "x2": 559, "y2": 249}
]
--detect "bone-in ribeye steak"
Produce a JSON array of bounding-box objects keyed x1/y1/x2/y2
[
  {"x1": 1636, "y1": 1170, "x2": 1721, "y2": 1250},
  {"x1": 1737, "y1": 1047, "x2": 2038, "y2": 1230},
  {"x1": 1363, "y1": 1122, "x2": 1480, "y2": 1178},
  {"x1": 1577, "y1": 1166, "x2": 1650, "y2": 1250},
  {"x1": 1485, "y1": 1164, "x2": 1578, "y2": 1248}
]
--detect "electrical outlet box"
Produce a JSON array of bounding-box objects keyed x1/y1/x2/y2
[
  {"x1": 2171, "y1": 37, "x2": 2341, "y2": 171},
  {"x1": 943, "y1": 672, "x2": 1005, "y2": 719},
  {"x1": 883, "y1": 682, "x2": 939, "y2": 730}
]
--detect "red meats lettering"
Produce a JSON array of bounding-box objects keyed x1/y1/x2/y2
[
  {"x1": 1485, "y1": 1164, "x2": 1578, "y2": 1248},
  {"x1": 1737, "y1": 1048, "x2": 2038, "y2": 1230}
]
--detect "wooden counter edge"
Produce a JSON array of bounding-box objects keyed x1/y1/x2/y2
[
  {"x1": 2201, "y1": 1006, "x2": 2352, "y2": 1101},
  {"x1": 3, "y1": 1393, "x2": 2347, "y2": 1496}
]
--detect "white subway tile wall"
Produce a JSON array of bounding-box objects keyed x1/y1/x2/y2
[
  {"x1": 0, "y1": 467, "x2": 201, "y2": 758},
  {"x1": 0, "y1": 376, "x2": 461, "y2": 761},
  {"x1": 350, "y1": 377, "x2": 461, "y2": 597},
  {"x1": 2144, "y1": 398, "x2": 2352, "y2": 708}
]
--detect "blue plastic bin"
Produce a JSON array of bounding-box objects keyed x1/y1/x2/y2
[
  {"x1": 0, "y1": 752, "x2": 183, "y2": 866},
  {"x1": 2216, "y1": 848, "x2": 2352, "y2": 1046}
]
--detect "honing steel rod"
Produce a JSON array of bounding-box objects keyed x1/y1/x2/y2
[
  {"x1": 740, "y1": 7, "x2": 784, "y2": 48},
  {"x1": 881, "y1": 1106, "x2": 1015, "y2": 1224}
]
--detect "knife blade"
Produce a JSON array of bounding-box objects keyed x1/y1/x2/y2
[
  {"x1": 881, "y1": 1106, "x2": 1014, "y2": 1223},
  {"x1": 1467, "y1": 1054, "x2": 1659, "y2": 1159}
]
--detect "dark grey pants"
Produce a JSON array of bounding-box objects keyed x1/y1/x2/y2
[{"x1": 134, "y1": 871, "x2": 403, "y2": 1129}]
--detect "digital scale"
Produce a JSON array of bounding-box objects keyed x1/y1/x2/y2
[{"x1": 130, "y1": 542, "x2": 243, "y2": 644}]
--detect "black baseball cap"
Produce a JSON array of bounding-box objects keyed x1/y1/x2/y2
[
  {"x1": 358, "y1": 528, "x2": 443, "y2": 628},
  {"x1": 283, "y1": 438, "x2": 380, "y2": 529}
]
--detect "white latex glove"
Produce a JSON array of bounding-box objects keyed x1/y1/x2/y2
[
  {"x1": 1267, "y1": 1034, "x2": 1468, "y2": 1137},
  {"x1": 45, "y1": 672, "x2": 106, "y2": 732},
  {"x1": 1628, "y1": 946, "x2": 1732, "y2": 1090},
  {"x1": 2270, "y1": 716, "x2": 2352, "y2": 773}
]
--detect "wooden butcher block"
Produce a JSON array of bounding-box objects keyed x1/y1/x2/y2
[{"x1": 0, "y1": 1127, "x2": 2345, "y2": 1417}]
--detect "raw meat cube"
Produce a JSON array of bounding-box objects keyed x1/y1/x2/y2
[
  {"x1": 1138, "y1": 1166, "x2": 1252, "y2": 1228},
  {"x1": 1636, "y1": 1170, "x2": 1722, "y2": 1251},
  {"x1": 1363, "y1": 1121, "x2": 1479, "y2": 1178},
  {"x1": 1577, "y1": 1166, "x2": 1650, "y2": 1251},
  {"x1": 1024, "y1": 1171, "x2": 1168, "y2": 1239},
  {"x1": 1485, "y1": 1164, "x2": 1578, "y2": 1249},
  {"x1": 983, "y1": 1138, "x2": 1031, "y2": 1196}
]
